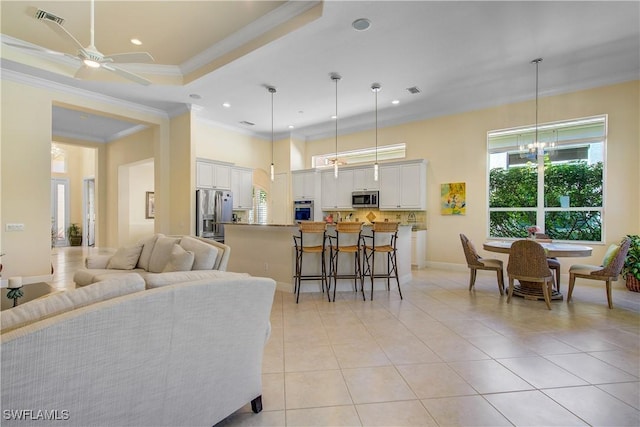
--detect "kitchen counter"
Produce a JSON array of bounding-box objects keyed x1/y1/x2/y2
[{"x1": 224, "y1": 223, "x2": 412, "y2": 295}]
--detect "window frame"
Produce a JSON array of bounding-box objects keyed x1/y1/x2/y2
[{"x1": 487, "y1": 115, "x2": 607, "y2": 243}]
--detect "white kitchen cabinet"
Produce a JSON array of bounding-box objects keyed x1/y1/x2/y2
[
  {"x1": 292, "y1": 170, "x2": 318, "y2": 200},
  {"x1": 411, "y1": 229, "x2": 427, "y2": 268},
  {"x1": 353, "y1": 166, "x2": 379, "y2": 191},
  {"x1": 196, "y1": 160, "x2": 232, "y2": 190},
  {"x1": 231, "y1": 167, "x2": 253, "y2": 210},
  {"x1": 320, "y1": 169, "x2": 354, "y2": 210},
  {"x1": 379, "y1": 160, "x2": 426, "y2": 210}
]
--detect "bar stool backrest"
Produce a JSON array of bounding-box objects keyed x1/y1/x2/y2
[
  {"x1": 296, "y1": 221, "x2": 326, "y2": 249},
  {"x1": 370, "y1": 222, "x2": 399, "y2": 248},
  {"x1": 333, "y1": 222, "x2": 363, "y2": 247}
]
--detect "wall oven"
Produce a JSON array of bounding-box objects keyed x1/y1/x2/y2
[
  {"x1": 352, "y1": 191, "x2": 379, "y2": 208},
  {"x1": 293, "y1": 200, "x2": 314, "y2": 221}
]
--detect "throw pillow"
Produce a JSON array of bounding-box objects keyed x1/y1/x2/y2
[
  {"x1": 107, "y1": 243, "x2": 144, "y2": 270},
  {"x1": 136, "y1": 234, "x2": 164, "y2": 270},
  {"x1": 179, "y1": 236, "x2": 219, "y2": 270},
  {"x1": 602, "y1": 243, "x2": 620, "y2": 267},
  {"x1": 148, "y1": 236, "x2": 181, "y2": 273},
  {"x1": 0, "y1": 273, "x2": 145, "y2": 333},
  {"x1": 163, "y1": 244, "x2": 195, "y2": 272}
]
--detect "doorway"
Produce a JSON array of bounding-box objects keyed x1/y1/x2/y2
[{"x1": 51, "y1": 178, "x2": 70, "y2": 247}]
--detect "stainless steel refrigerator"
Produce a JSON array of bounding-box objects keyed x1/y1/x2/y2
[{"x1": 196, "y1": 189, "x2": 233, "y2": 242}]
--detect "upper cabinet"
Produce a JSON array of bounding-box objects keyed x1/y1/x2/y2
[
  {"x1": 378, "y1": 160, "x2": 427, "y2": 210},
  {"x1": 231, "y1": 167, "x2": 253, "y2": 210},
  {"x1": 352, "y1": 167, "x2": 379, "y2": 191},
  {"x1": 197, "y1": 159, "x2": 232, "y2": 190},
  {"x1": 321, "y1": 169, "x2": 354, "y2": 210},
  {"x1": 292, "y1": 169, "x2": 318, "y2": 200}
]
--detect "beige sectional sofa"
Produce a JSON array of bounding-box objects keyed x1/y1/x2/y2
[
  {"x1": 1, "y1": 272, "x2": 276, "y2": 426},
  {"x1": 74, "y1": 234, "x2": 232, "y2": 288}
]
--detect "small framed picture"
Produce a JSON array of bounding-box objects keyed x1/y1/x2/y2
[{"x1": 145, "y1": 191, "x2": 155, "y2": 219}]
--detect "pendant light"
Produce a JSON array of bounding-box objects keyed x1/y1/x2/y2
[
  {"x1": 371, "y1": 83, "x2": 381, "y2": 181},
  {"x1": 331, "y1": 73, "x2": 341, "y2": 178},
  {"x1": 268, "y1": 86, "x2": 276, "y2": 181},
  {"x1": 521, "y1": 58, "x2": 555, "y2": 157}
]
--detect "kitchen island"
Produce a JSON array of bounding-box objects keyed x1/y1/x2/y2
[{"x1": 224, "y1": 223, "x2": 412, "y2": 295}]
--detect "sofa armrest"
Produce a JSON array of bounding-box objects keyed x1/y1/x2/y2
[{"x1": 85, "y1": 254, "x2": 112, "y2": 269}]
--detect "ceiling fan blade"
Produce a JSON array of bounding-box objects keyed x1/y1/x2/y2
[
  {"x1": 102, "y1": 64, "x2": 151, "y2": 86},
  {"x1": 105, "y1": 52, "x2": 154, "y2": 64},
  {"x1": 74, "y1": 64, "x2": 94, "y2": 80},
  {"x1": 40, "y1": 18, "x2": 85, "y2": 54}
]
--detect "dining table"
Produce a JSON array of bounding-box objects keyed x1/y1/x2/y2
[{"x1": 483, "y1": 239, "x2": 593, "y2": 301}]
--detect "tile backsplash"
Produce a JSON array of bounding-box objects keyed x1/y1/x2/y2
[{"x1": 322, "y1": 209, "x2": 427, "y2": 229}]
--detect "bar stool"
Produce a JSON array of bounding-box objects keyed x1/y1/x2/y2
[
  {"x1": 362, "y1": 221, "x2": 402, "y2": 300},
  {"x1": 327, "y1": 222, "x2": 365, "y2": 302},
  {"x1": 293, "y1": 221, "x2": 329, "y2": 303}
]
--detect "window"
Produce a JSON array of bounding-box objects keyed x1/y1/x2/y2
[
  {"x1": 488, "y1": 116, "x2": 605, "y2": 242},
  {"x1": 51, "y1": 144, "x2": 66, "y2": 173},
  {"x1": 312, "y1": 143, "x2": 406, "y2": 169},
  {"x1": 250, "y1": 187, "x2": 268, "y2": 225}
]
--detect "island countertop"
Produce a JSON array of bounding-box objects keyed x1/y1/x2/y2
[{"x1": 224, "y1": 222, "x2": 412, "y2": 294}]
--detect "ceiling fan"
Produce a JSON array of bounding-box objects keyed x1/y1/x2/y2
[{"x1": 6, "y1": 0, "x2": 154, "y2": 85}]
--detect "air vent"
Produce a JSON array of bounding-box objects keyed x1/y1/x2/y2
[
  {"x1": 239, "y1": 121, "x2": 255, "y2": 126},
  {"x1": 35, "y1": 9, "x2": 65, "y2": 25},
  {"x1": 406, "y1": 86, "x2": 421, "y2": 94}
]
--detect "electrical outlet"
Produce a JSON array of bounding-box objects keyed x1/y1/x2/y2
[
  {"x1": 264, "y1": 262, "x2": 269, "y2": 272},
  {"x1": 6, "y1": 223, "x2": 25, "y2": 232}
]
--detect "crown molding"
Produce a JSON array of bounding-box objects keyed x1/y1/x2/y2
[
  {"x1": 180, "y1": 1, "x2": 321, "y2": 75},
  {"x1": 1, "y1": 66, "x2": 169, "y2": 120}
]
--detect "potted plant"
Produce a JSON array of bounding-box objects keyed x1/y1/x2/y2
[
  {"x1": 67, "y1": 223, "x2": 83, "y2": 247},
  {"x1": 622, "y1": 234, "x2": 640, "y2": 292}
]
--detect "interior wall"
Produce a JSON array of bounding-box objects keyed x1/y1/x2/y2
[
  {"x1": 127, "y1": 160, "x2": 154, "y2": 245},
  {"x1": 304, "y1": 80, "x2": 640, "y2": 270}
]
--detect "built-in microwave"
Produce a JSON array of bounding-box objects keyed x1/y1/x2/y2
[{"x1": 352, "y1": 191, "x2": 379, "y2": 208}]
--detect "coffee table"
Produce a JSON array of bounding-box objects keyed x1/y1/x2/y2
[{"x1": 1, "y1": 282, "x2": 55, "y2": 311}]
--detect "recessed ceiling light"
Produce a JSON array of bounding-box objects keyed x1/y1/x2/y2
[
  {"x1": 288, "y1": 125, "x2": 295, "y2": 129},
  {"x1": 189, "y1": 94, "x2": 201, "y2": 100},
  {"x1": 130, "y1": 38, "x2": 142, "y2": 46},
  {"x1": 392, "y1": 99, "x2": 400, "y2": 105},
  {"x1": 352, "y1": 18, "x2": 371, "y2": 31},
  {"x1": 222, "y1": 102, "x2": 231, "y2": 108},
  {"x1": 331, "y1": 115, "x2": 337, "y2": 119}
]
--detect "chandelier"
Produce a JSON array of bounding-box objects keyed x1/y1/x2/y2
[{"x1": 520, "y1": 58, "x2": 556, "y2": 157}]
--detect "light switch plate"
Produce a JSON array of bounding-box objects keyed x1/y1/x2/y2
[{"x1": 6, "y1": 223, "x2": 25, "y2": 231}]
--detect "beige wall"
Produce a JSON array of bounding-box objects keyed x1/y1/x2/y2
[
  {"x1": 305, "y1": 80, "x2": 640, "y2": 269},
  {"x1": 1, "y1": 76, "x2": 638, "y2": 283}
]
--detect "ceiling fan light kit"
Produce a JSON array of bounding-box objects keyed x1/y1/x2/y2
[{"x1": 26, "y1": 0, "x2": 155, "y2": 85}]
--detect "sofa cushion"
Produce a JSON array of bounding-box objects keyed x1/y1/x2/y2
[
  {"x1": 107, "y1": 243, "x2": 144, "y2": 270},
  {"x1": 163, "y1": 244, "x2": 195, "y2": 272},
  {"x1": 1, "y1": 273, "x2": 145, "y2": 333},
  {"x1": 148, "y1": 236, "x2": 181, "y2": 273},
  {"x1": 179, "y1": 236, "x2": 219, "y2": 270},
  {"x1": 137, "y1": 234, "x2": 164, "y2": 271},
  {"x1": 143, "y1": 270, "x2": 250, "y2": 289}
]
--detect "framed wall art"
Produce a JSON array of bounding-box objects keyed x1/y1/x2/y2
[
  {"x1": 145, "y1": 191, "x2": 155, "y2": 219},
  {"x1": 441, "y1": 182, "x2": 466, "y2": 215}
]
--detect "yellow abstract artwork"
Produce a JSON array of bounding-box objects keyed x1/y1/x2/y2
[{"x1": 441, "y1": 182, "x2": 466, "y2": 215}]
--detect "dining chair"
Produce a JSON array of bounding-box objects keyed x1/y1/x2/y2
[
  {"x1": 459, "y1": 234, "x2": 504, "y2": 295},
  {"x1": 293, "y1": 221, "x2": 329, "y2": 303},
  {"x1": 507, "y1": 239, "x2": 555, "y2": 309},
  {"x1": 535, "y1": 232, "x2": 562, "y2": 292},
  {"x1": 567, "y1": 237, "x2": 631, "y2": 309}
]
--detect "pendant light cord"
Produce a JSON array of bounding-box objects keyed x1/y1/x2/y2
[
  {"x1": 532, "y1": 58, "x2": 542, "y2": 147},
  {"x1": 375, "y1": 88, "x2": 378, "y2": 164}
]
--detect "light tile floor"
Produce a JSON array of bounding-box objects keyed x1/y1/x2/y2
[{"x1": 51, "y1": 247, "x2": 640, "y2": 426}]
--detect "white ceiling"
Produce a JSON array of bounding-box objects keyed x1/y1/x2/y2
[{"x1": 1, "y1": 1, "x2": 639, "y2": 143}]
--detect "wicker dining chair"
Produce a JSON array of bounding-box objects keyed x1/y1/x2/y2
[
  {"x1": 567, "y1": 237, "x2": 631, "y2": 309},
  {"x1": 459, "y1": 234, "x2": 504, "y2": 295},
  {"x1": 535, "y1": 233, "x2": 562, "y2": 292},
  {"x1": 507, "y1": 239, "x2": 555, "y2": 309}
]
